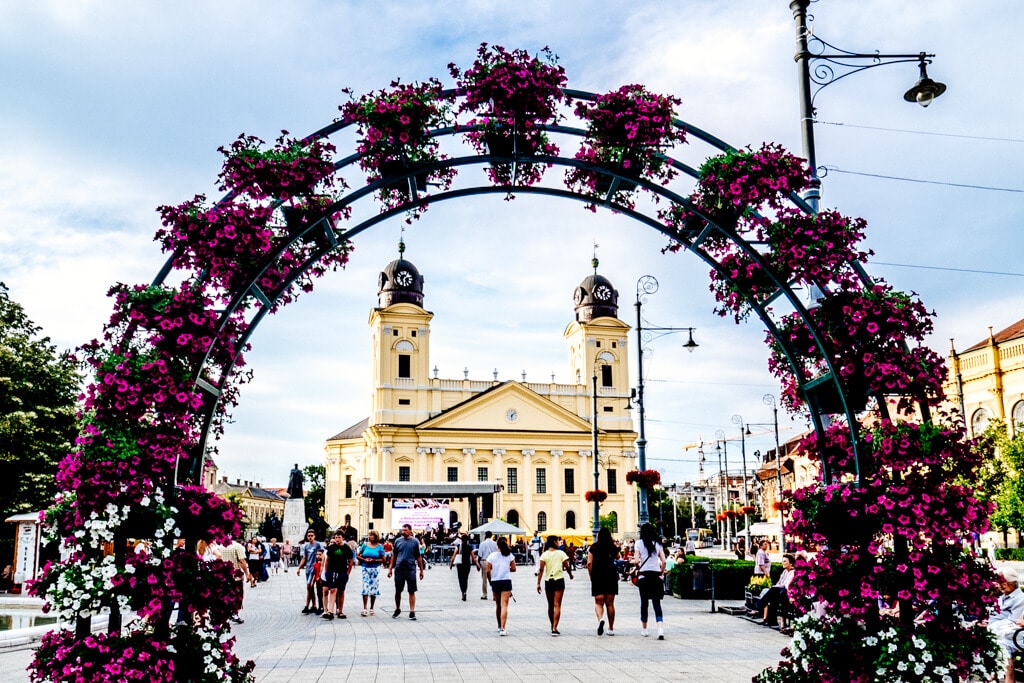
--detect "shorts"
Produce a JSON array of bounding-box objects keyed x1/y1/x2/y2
[
  {"x1": 394, "y1": 568, "x2": 418, "y2": 594},
  {"x1": 544, "y1": 578, "x2": 566, "y2": 594},
  {"x1": 490, "y1": 579, "x2": 512, "y2": 594},
  {"x1": 323, "y1": 570, "x2": 348, "y2": 590}
]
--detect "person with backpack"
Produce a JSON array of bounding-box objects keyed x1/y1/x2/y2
[{"x1": 448, "y1": 531, "x2": 474, "y2": 601}]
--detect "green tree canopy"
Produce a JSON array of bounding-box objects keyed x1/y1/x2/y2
[
  {"x1": 302, "y1": 464, "x2": 325, "y2": 523},
  {"x1": 987, "y1": 420, "x2": 1024, "y2": 536},
  {"x1": 0, "y1": 283, "x2": 81, "y2": 556}
]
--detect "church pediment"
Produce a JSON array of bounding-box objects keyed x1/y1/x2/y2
[{"x1": 419, "y1": 381, "x2": 596, "y2": 434}]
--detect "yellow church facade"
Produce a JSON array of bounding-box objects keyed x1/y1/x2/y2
[
  {"x1": 946, "y1": 318, "x2": 1024, "y2": 437},
  {"x1": 323, "y1": 251, "x2": 639, "y2": 537}
]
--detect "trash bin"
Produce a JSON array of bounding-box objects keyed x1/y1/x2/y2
[{"x1": 692, "y1": 560, "x2": 712, "y2": 592}]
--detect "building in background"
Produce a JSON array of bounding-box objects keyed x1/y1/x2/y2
[
  {"x1": 324, "y1": 249, "x2": 639, "y2": 537},
  {"x1": 947, "y1": 319, "x2": 1024, "y2": 437}
]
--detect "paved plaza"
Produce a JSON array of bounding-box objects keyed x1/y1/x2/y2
[{"x1": 0, "y1": 558, "x2": 789, "y2": 682}]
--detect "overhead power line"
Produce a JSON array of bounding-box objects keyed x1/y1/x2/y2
[
  {"x1": 823, "y1": 167, "x2": 1022, "y2": 193},
  {"x1": 816, "y1": 120, "x2": 1024, "y2": 144},
  {"x1": 870, "y1": 262, "x2": 1024, "y2": 278}
]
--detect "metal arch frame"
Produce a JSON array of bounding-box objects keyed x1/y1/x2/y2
[{"x1": 148, "y1": 87, "x2": 895, "y2": 487}]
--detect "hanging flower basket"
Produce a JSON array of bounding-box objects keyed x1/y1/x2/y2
[
  {"x1": 716, "y1": 513, "x2": 727, "y2": 522},
  {"x1": 585, "y1": 489, "x2": 608, "y2": 503},
  {"x1": 724, "y1": 509, "x2": 737, "y2": 519},
  {"x1": 772, "y1": 500, "x2": 789, "y2": 512},
  {"x1": 741, "y1": 505, "x2": 756, "y2": 516},
  {"x1": 625, "y1": 469, "x2": 661, "y2": 489}
]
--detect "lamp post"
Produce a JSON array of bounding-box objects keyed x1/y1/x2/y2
[
  {"x1": 591, "y1": 372, "x2": 601, "y2": 540},
  {"x1": 732, "y1": 414, "x2": 751, "y2": 553},
  {"x1": 764, "y1": 394, "x2": 786, "y2": 554},
  {"x1": 715, "y1": 429, "x2": 730, "y2": 550},
  {"x1": 633, "y1": 274, "x2": 698, "y2": 529},
  {"x1": 791, "y1": 0, "x2": 945, "y2": 211}
]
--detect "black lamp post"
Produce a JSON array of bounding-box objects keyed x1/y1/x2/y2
[
  {"x1": 745, "y1": 395, "x2": 788, "y2": 554},
  {"x1": 791, "y1": 0, "x2": 946, "y2": 210},
  {"x1": 591, "y1": 371, "x2": 601, "y2": 540},
  {"x1": 732, "y1": 414, "x2": 751, "y2": 552},
  {"x1": 633, "y1": 274, "x2": 698, "y2": 529}
]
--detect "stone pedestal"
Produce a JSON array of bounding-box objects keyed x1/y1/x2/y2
[{"x1": 282, "y1": 497, "x2": 307, "y2": 546}]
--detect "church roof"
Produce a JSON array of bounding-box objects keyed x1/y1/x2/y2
[
  {"x1": 328, "y1": 417, "x2": 369, "y2": 441},
  {"x1": 963, "y1": 318, "x2": 1024, "y2": 353}
]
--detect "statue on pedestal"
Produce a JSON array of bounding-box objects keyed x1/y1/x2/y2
[{"x1": 287, "y1": 463, "x2": 304, "y2": 499}]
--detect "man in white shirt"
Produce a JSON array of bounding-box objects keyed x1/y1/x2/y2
[
  {"x1": 475, "y1": 531, "x2": 499, "y2": 600},
  {"x1": 528, "y1": 533, "x2": 542, "y2": 574},
  {"x1": 981, "y1": 567, "x2": 1024, "y2": 683}
]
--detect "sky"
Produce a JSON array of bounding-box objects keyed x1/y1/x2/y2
[{"x1": 2, "y1": 1, "x2": 1021, "y2": 491}]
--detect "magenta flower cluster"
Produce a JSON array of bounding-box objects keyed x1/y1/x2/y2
[
  {"x1": 450, "y1": 44, "x2": 567, "y2": 189},
  {"x1": 217, "y1": 131, "x2": 340, "y2": 202},
  {"x1": 566, "y1": 84, "x2": 685, "y2": 210}
]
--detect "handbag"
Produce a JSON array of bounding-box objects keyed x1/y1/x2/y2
[{"x1": 453, "y1": 552, "x2": 463, "y2": 565}]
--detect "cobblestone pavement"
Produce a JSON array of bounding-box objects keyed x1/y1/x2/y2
[{"x1": 0, "y1": 559, "x2": 789, "y2": 682}]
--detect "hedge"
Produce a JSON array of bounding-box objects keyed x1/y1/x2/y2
[
  {"x1": 668, "y1": 558, "x2": 782, "y2": 599},
  {"x1": 996, "y1": 548, "x2": 1024, "y2": 561}
]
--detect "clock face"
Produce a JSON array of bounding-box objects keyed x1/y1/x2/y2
[
  {"x1": 395, "y1": 270, "x2": 413, "y2": 287},
  {"x1": 594, "y1": 284, "x2": 612, "y2": 301},
  {"x1": 505, "y1": 408, "x2": 519, "y2": 423}
]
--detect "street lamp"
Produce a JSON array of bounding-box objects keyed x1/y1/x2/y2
[
  {"x1": 715, "y1": 429, "x2": 730, "y2": 550},
  {"x1": 764, "y1": 394, "x2": 786, "y2": 554},
  {"x1": 633, "y1": 274, "x2": 698, "y2": 528},
  {"x1": 732, "y1": 414, "x2": 751, "y2": 553},
  {"x1": 791, "y1": 0, "x2": 946, "y2": 210},
  {"x1": 591, "y1": 371, "x2": 601, "y2": 540}
]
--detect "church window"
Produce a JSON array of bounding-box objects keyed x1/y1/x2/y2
[
  {"x1": 537, "y1": 511, "x2": 548, "y2": 532},
  {"x1": 601, "y1": 365, "x2": 613, "y2": 387},
  {"x1": 398, "y1": 399, "x2": 411, "y2": 405},
  {"x1": 399, "y1": 466, "x2": 410, "y2": 482},
  {"x1": 447, "y1": 467, "x2": 458, "y2": 482},
  {"x1": 611, "y1": 341, "x2": 617, "y2": 348},
  {"x1": 565, "y1": 510, "x2": 576, "y2": 528},
  {"x1": 478, "y1": 466, "x2": 489, "y2": 482},
  {"x1": 345, "y1": 475, "x2": 352, "y2": 498},
  {"x1": 536, "y1": 468, "x2": 547, "y2": 494},
  {"x1": 393, "y1": 329, "x2": 399, "y2": 336},
  {"x1": 411, "y1": 330, "x2": 417, "y2": 337},
  {"x1": 603, "y1": 406, "x2": 613, "y2": 412},
  {"x1": 607, "y1": 468, "x2": 617, "y2": 494},
  {"x1": 596, "y1": 341, "x2": 601, "y2": 348},
  {"x1": 398, "y1": 355, "x2": 411, "y2": 378},
  {"x1": 607, "y1": 510, "x2": 618, "y2": 532},
  {"x1": 564, "y1": 468, "x2": 575, "y2": 494},
  {"x1": 506, "y1": 468, "x2": 518, "y2": 493}
]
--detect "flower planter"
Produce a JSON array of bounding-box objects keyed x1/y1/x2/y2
[
  {"x1": 593, "y1": 157, "x2": 641, "y2": 195},
  {"x1": 378, "y1": 159, "x2": 430, "y2": 198}
]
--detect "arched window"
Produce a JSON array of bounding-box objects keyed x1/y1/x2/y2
[
  {"x1": 537, "y1": 511, "x2": 547, "y2": 533},
  {"x1": 607, "y1": 510, "x2": 618, "y2": 533},
  {"x1": 506, "y1": 509, "x2": 519, "y2": 527},
  {"x1": 565, "y1": 510, "x2": 576, "y2": 529},
  {"x1": 971, "y1": 407, "x2": 991, "y2": 437},
  {"x1": 1012, "y1": 401, "x2": 1024, "y2": 433}
]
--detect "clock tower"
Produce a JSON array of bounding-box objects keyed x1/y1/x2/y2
[
  {"x1": 368, "y1": 242, "x2": 433, "y2": 427},
  {"x1": 564, "y1": 258, "x2": 630, "y2": 409}
]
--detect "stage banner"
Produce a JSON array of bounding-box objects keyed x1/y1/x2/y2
[{"x1": 390, "y1": 498, "x2": 450, "y2": 530}]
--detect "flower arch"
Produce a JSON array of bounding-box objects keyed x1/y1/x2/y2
[{"x1": 29, "y1": 45, "x2": 999, "y2": 682}]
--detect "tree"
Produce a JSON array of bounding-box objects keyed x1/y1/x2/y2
[
  {"x1": 302, "y1": 464, "x2": 325, "y2": 523},
  {"x1": 0, "y1": 283, "x2": 81, "y2": 563},
  {"x1": 987, "y1": 420, "x2": 1024, "y2": 545}
]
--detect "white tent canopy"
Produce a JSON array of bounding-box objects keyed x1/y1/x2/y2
[
  {"x1": 748, "y1": 522, "x2": 782, "y2": 537},
  {"x1": 469, "y1": 519, "x2": 526, "y2": 535}
]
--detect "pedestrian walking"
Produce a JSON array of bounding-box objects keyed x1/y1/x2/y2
[
  {"x1": 268, "y1": 539, "x2": 281, "y2": 575},
  {"x1": 388, "y1": 523, "x2": 425, "y2": 620},
  {"x1": 296, "y1": 529, "x2": 324, "y2": 614},
  {"x1": 476, "y1": 531, "x2": 499, "y2": 600},
  {"x1": 528, "y1": 532, "x2": 542, "y2": 573},
  {"x1": 448, "y1": 531, "x2": 474, "y2": 601},
  {"x1": 246, "y1": 536, "x2": 264, "y2": 588},
  {"x1": 536, "y1": 535, "x2": 573, "y2": 635},
  {"x1": 280, "y1": 539, "x2": 293, "y2": 570},
  {"x1": 357, "y1": 529, "x2": 386, "y2": 616},
  {"x1": 322, "y1": 530, "x2": 354, "y2": 620},
  {"x1": 486, "y1": 537, "x2": 516, "y2": 636},
  {"x1": 587, "y1": 527, "x2": 619, "y2": 636},
  {"x1": 634, "y1": 522, "x2": 666, "y2": 639}
]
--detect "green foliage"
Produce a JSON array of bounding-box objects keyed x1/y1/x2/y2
[
  {"x1": 986, "y1": 420, "x2": 1024, "y2": 533},
  {"x1": 0, "y1": 283, "x2": 81, "y2": 559},
  {"x1": 303, "y1": 464, "x2": 325, "y2": 523},
  {"x1": 995, "y1": 548, "x2": 1024, "y2": 561},
  {"x1": 668, "y1": 558, "x2": 781, "y2": 599},
  {"x1": 598, "y1": 511, "x2": 619, "y2": 533}
]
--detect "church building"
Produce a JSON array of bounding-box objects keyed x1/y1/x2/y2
[{"x1": 323, "y1": 247, "x2": 640, "y2": 537}]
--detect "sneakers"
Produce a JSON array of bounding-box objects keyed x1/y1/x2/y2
[
  {"x1": 322, "y1": 612, "x2": 334, "y2": 620},
  {"x1": 392, "y1": 608, "x2": 401, "y2": 619},
  {"x1": 409, "y1": 612, "x2": 416, "y2": 620},
  {"x1": 597, "y1": 619, "x2": 605, "y2": 636},
  {"x1": 606, "y1": 629, "x2": 615, "y2": 636},
  {"x1": 360, "y1": 610, "x2": 368, "y2": 617},
  {"x1": 499, "y1": 628, "x2": 508, "y2": 636},
  {"x1": 551, "y1": 629, "x2": 560, "y2": 636},
  {"x1": 641, "y1": 628, "x2": 649, "y2": 637},
  {"x1": 480, "y1": 595, "x2": 488, "y2": 600},
  {"x1": 301, "y1": 606, "x2": 311, "y2": 614},
  {"x1": 462, "y1": 593, "x2": 467, "y2": 601},
  {"x1": 657, "y1": 625, "x2": 665, "y2": 640}
]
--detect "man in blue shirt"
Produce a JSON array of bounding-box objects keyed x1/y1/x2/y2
[
  {"x1": 296, "y1": 528, "x2": 324, "y2": 614},
  {"x1": 388, "y1": 523, "x2": 425, "y2": 620}
]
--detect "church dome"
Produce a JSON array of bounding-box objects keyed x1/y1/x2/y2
[
  {"x1": 377, "y1": 251, "x2": 424, "y2": 308},
  {"x1": 573, "y1": 261, "x2": 619, "y2": 322}
]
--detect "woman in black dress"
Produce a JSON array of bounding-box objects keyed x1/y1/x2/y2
[{"x1": 587, "y1": 527, "x2": 620, "y2": 636}]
